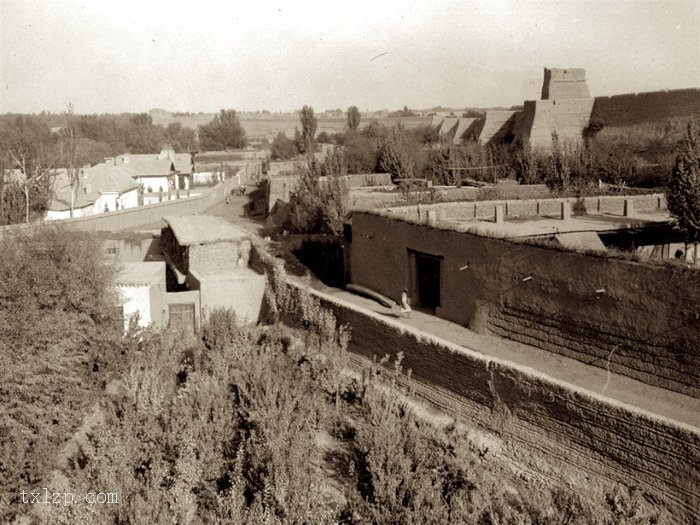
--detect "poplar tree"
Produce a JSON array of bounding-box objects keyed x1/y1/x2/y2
[{"x1": 667, "y1": 122, "x2": 700, "y2": 243}]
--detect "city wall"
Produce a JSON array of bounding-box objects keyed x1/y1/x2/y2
[
  {"x1": 591, "y1": 88, "x2": 700, "y2": 127},
  {"x1": 350, "y1": 212, "x2": 700, "y2": 398},
  {"x1": 514, "y1": 98, "x2": 595, "y2": 149}
]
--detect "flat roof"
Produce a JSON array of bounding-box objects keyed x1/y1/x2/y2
[
  {"x1": 440, "y1": 211, "x2": 670, "y2": 239},
  {"x1": 116, "y1": 261, "x2": 164, "y2": 286},
  {"x1": 163, "y1": 215, "x2": 251, "y2": 246}
]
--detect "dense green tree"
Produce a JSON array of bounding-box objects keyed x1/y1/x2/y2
[
  {"x1": 290, "y1": 148, "x2": 350, "y2": 235},
  {"x1": 298, "y1": 105, "x2": 317, "y2": 154},
  {"x1": 378, "y1": 124, "x2": 415, "y2": 180},
  {"x1": 270, "y1": 131, "x2": 299, "y2": 160},
  {"x1": 165, "y1": 122, "x2": 197, "y2": 152},
  {"x1": 667, "y1": 122, "x2": 700, "y2": 242},
  {"x1": 316, "y1": 130, "x2": 332, "y2": 144},
  {"x1": 344, "y1": 133, "x2": 380, "y2": 174},
  {"x1": 198, "y1": 109, "x2": 247, "y2": 151},
  {"x1": 0, "y1": 115, "x2": 55, "y2": 222},
  {"x1": 346, "y1": 106, "x2": 361, "y2": 131}
]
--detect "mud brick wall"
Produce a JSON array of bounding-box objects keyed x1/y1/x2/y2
[
  {"x1": 350, "y1": 212, "x2": 700, "y2": 397},
  {"x1": 308, "y1": 290, "x2": 700, "y2": 524},
  {"x1": 591, "y1": 88, "x2": 700, "y2": 127},
  {"x1": 0, "y1": 178, "x2": 240, "y2": 237},
  {"x1": 390, "y1": 192, "x2": 665, "y2": 222},
  {"x1": 188, "y1": 239, "x2": 251, "y2": 274}
]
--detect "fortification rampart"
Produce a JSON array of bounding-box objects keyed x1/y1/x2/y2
[
  {"x1": 350, "y1": 212, "x2": 699, "y2": 398},
  {"x1": 514, "y1": 98, "x2": 594, "y2": 149},
  {"x1": 541, "y1": 67, "x2": 591, "y2": 100},
  {"x1": 591, "y1": 88, "x2": 700, "y2": 127},
  {"x1": 477, "y1": 110, "x2": 518, "y2": 145}
]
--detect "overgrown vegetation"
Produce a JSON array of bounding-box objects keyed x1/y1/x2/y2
[
  {"x1": 666, "y1": 122, "x2": 700, "y2": 243},
  {"x1": 290, "y1": 150, "x2": 350, "y2": 235},
  {"x1": 1, "y1": 230, "x2": 672, "y2": 523},
  {"x1": 0, "y1": 226, "x2": 124, "y2": 522}
]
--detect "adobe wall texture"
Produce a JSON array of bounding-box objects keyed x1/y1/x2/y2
[
  {"x1": 267, "y1": 173, "x2": 394, "y2": 212},
  {"x1": 477, "y1": 110, "x2": 519, "y2": 145},
  {"x1": 388, "y1": 192, "x2": 665, "y2": 221},
  {"x1": 592, "y1": 88, "x2": 700, "y2": 127},
  {"x1": 350, "y1": 212, "x2": 700, "y2": 398},
  {"x1": 349, "y1": 183, "x2": 552, "y2": 211},
  {"x1": 515, "y1": 98, "x2": 595, "y2": 149},
  {"x1": 305, "y1": 289, "x2": 699, "y2": 523},
  {"x1": 190, "y1": 269, "x2": 265, "y2": 324},
  {"x1": 541, "y1": 68, "x2": 591, "y2": 100},
  {"x1": 0, "y1": 177, "x2": 240, "y2": 236},
  {"x1": 188, "y1": 238, "x2": 252, "y2": 275}
]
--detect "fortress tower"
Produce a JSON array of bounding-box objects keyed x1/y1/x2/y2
[
  {"x1": 513, "y1": 67, "x2": 594, "y2": 150},
  {"x1": 541, "y1": 68, "x2": 591, "y2": 100}
]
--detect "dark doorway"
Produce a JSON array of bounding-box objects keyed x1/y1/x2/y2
[
  {"x1": 169, "y1": 303, "x2": 196, "y2": 333},
  {"x1": 412, "y1": 251, "x2": 442, "y2": 310}
]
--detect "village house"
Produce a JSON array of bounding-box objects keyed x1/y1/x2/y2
[
  {"x1": 160, "y1": 214, "x2": 265, "y2": 324},
  {"x1": 112, "y1": 146, "x2": 193, "y2": 193},
  {"x1": 115, "y1": 261, "x2": 167, "y2": 332},
  {"x1": 46, "y1": 163, "x2": 140, "y2": 220}
]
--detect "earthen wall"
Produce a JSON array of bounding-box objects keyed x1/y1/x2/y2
[{"x1": 350, "y1": 212, "x2": 700, "y2": 397}]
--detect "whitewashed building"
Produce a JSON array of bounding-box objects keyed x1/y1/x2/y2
[{"x1": 46, "y1": 164, "x2": 140, "y2": 220}]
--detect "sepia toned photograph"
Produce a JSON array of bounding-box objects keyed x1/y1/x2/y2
[{"x1": 1, "y1": 0, "x2": 698, "y2": 523}]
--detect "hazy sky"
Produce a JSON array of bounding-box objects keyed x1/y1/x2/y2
[{"x1": 1, "y1": 0, "x2": 698, "y2": 114}]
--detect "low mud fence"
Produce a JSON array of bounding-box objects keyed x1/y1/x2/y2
[
  {"x1": 309, "y1": 289, "x2": 698, "y2": 523},
  {"x1": 251, "y1": 240, "x2": 699, "y2": 523}
]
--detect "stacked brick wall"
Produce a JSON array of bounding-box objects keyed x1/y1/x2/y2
[
  {"x1": 311, "y1": 290, "x2": 699, "y2": 523},
  {"x1": 350, "y1": 212, "x2": 699, "y2": 398}
]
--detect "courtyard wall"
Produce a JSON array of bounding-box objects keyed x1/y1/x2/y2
[{"x1": 350, "y1": 212, "x2": 700, "y2": 398}]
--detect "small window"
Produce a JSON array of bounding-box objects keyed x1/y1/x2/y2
[{"x1": 106, "y1": 247, "x2": 118, "y2": 255}]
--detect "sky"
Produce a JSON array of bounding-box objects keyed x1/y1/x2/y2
[{"x1": 1, "y1": 0, "x2": 698, "y2": 114}]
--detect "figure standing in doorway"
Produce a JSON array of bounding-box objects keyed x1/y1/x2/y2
[{"x1": 400, "y1": 289, "x2": 412, "y2": 318}]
